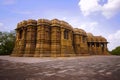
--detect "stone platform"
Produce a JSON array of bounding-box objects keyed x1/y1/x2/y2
[{"x1": 0, "y1": 56, "x2": 120, "y2": 80}]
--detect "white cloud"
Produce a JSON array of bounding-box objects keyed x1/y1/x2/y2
[
  {"x1": 107, "y1": 30, "x2": 120, "y2": 50},
  {"x1": 63, "y1": 17, "x2": 99, "y2": 34},
  {"x1": 78, "y1": 0, "x2": 120, "y2": 19},
  {"x1": 102, "y1": 0, "x2": 120, "y2": 19},
  {"x1": 0, "y1": 22, "x2": 11, "y2": 32},
  {"x1": 0, "y1": 23, "x2": 3, "y2": 27},
  {"x1": 0, "y1": 23, "x2": 3, "y2": 26},
  {"x1": 0, "y1": 23, "x2": 5, "y2": 31},
  {"x1": 79, "y1": 0, "x2": 101, "y2": 16},
  {"x1": 2, "y1": 0, "x2": 16, "y2": 5},
  {"x1": 79, "y1": 22, "x2": 98, "y2": 32}
]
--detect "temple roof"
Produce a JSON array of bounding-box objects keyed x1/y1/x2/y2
[
  {"x1": 73, "y1": 28, "x2": 87, "y2": 36},
  {"x1": 15, "y1": 18, "x2": 107, "y2": 43},
  {"x1": 37, "y1": 19, "x2": 51, "y2": 26},
  {"x1": 51, "y1": 19, "x2": 73, "y2": 30},
  {"x1": 87, "y1": 33, "x2": 94, "y2": 37}
]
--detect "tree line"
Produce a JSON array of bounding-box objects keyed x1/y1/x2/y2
[
  {"x1": 110, "y1": 46, "x2": 120, "y2": 55},
  {"x1": 0, "y1": 31, "x2": 120, "y2": 55},
  {"x1": 0, "y1": 31, "x2": 15, "y2": 55}
]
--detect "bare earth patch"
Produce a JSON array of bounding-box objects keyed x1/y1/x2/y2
[{"x1": 0, "y1": 55, "x2": 120, "y2": 80}]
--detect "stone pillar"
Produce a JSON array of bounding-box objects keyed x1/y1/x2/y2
[
  {"x1": 34, "y1": 25, "x2": 45, "y2": 57},
  {"x1": 11, "y1": 29, "x2": 19, "y2": 56},
  {"x1": 51, "y1": 26, "x2": 61, "y2": 57},
  {"x1": 34, "y1": 19, "x2": 51, "y2": 57},
  {"x1": 89, "y1": 43, "x2": 92, "y2": 55},
  {"x1": 93, "y1": 43, "x2": 96, "y2": 55},
  {"x1": 68, "y1": 31, "x2": 75, "y2": 56},
  {"x1": 99, "y1": 43, "x2": 103, "y2": 55},
  {"x1": 73, "y1": 34, "x2": 80, "y2": 55},
  {"x1": 17, "y1": 28, "x2": 26, "y2": 56},
  {"x1": 43, "y1": 26, "x2": 51, "y2": 57},
  {"x1": 60, "y1": 29, "x2": 75, "y2": 57},
  {"x1": 60, "y1": 28, "x2": 65, "y2": 57},
  {"x1": 74, "y1": 29, "x2": 86, "y2": 56},
  {"x1": 87, "y1": 42, "x2": 92, "y2": 55},
  {"x1": 96, "y1": 43, "x2": 100, "y2": 55},
  {"x1": 24, "y1": 19, "x2": 37, "y2": 57},
  {"x1": 103, "y1": 43, "x2": 108, "y2": 55},
  {"x1": 100, "y1": 43, "x2": 104, "y2": 55},
  {"x1": 11, "y1": 21, "x2": 27, "y2": 57},
  {"x1": 80, "y1": 36, "x2": 88, "y2": 55},
  {"x1": 91, "y1": 42, "x2": 95, "y2": 55},
  {"x1": 87, "y1": 35, "x2": 94, "y2": 55}
]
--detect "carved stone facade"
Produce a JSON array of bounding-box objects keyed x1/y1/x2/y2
[{"x1": 11, "y1": 19, "x2": 109, "y2": 57}]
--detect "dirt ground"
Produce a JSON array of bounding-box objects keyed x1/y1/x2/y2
[{"x1": 0, "y1": 55, "x2": 120, "y2": 80}]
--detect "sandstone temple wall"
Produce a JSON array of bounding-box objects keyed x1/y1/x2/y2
[{"x1": 11, "y1": 18, "x2": 109, "y2": 57}]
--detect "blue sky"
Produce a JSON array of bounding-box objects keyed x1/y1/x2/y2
[{"x1": 0, "y1": 0, "x2": 120, "y2": 51}]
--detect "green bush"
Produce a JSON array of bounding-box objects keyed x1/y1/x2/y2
[
  {"x1": 0, "y1": 31, "x2": 16, "y2": 55},
  {"x1": 110, "y1": 46, "x2": 120, "y2": 55}
]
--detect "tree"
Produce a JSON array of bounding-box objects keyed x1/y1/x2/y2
[
  {"x1": 0, "y1": 31, "x2": 16, "y2": 55},
  {"x1": 110, "y1": 46, "x2": 120, "y2": 55}
]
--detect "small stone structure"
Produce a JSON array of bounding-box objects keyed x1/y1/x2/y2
[{"x1": 11, "y1": 19, "x2": 109, "y2": 57}]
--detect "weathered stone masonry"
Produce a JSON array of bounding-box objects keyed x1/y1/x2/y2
[{"x1": 11, "y1": 19, "x2": 109, "y2": 57}]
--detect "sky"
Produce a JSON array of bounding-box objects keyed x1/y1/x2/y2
[{"x1": 0, "y1": 0, "x2": 120, "y2": 51}]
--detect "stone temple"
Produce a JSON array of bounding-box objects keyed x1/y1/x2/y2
[{"x1": 11, "y1": 19, "x2": 109, "y2": 57}]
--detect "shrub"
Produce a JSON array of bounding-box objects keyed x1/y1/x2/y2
[{"x1": 110, "y1": 46, "x2": 120, "y2": 55}]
